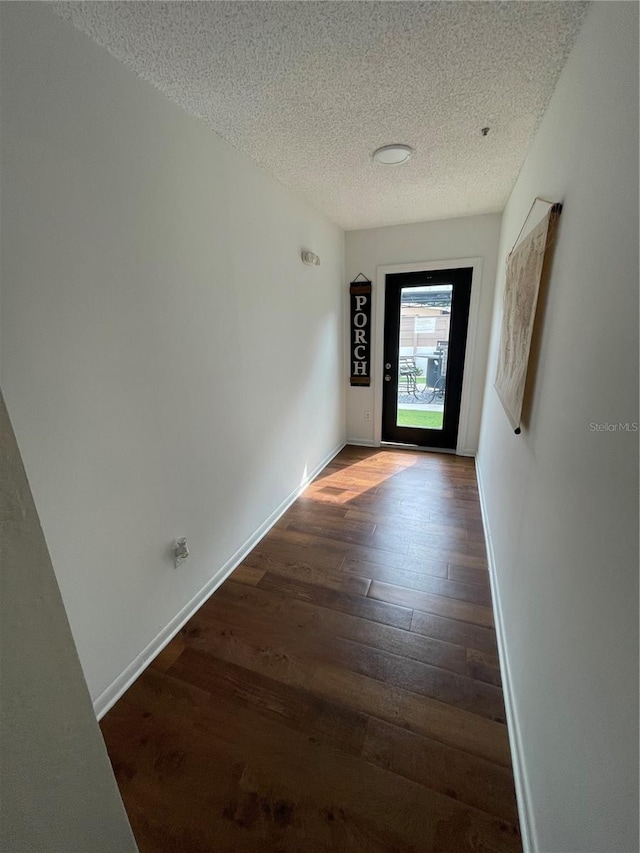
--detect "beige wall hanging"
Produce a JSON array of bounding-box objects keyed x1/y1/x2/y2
[{"x1": 495, "y1": 198, "x2": 562, "y2": 433}]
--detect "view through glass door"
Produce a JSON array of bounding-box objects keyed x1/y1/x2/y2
[{"x1": 381, "y1": 267, "x2": 472, "y2": 449}]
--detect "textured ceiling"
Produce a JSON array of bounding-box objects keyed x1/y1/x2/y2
[{"x1": 54, "y1": 1, "x2": 589, "y2": 231}]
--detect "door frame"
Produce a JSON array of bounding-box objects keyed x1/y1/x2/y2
[{"x1": 372, "y1": 257, "x2": 484, "y2": 454}]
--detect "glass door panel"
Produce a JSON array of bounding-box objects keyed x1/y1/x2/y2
[
  {"x1": 381, "y1": 268, "x2": 472, "y2": 449},
  {"x1": 396, "y1": 284, "x2": 452, "y2": 431}
]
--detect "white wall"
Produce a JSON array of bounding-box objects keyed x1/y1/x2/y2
[
  {"x1": 0, "y1": 4, "x2": 345, "y2": 709},
  {"x1": 477, "y1": 4, "x2": 638, "y2": 852},
  {"x1": 0, "y1": 394, "x2": 137, "y2": 852},
  {"x1": 345, "y1": 214, "x2": 501, "y2": 452}
]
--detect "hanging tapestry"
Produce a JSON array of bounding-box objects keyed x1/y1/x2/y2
[{"x1": 495, "y1": 200, "x2": 561, "y2": 432}]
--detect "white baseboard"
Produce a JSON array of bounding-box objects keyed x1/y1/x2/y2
[
  {"x1": 347, "y1": 438, "x2": 476, "y2": 457},
  {"x1": 93, "y1": 439, "x2": 347, "y2": 720},
  {"x1": 475, "y1": 455, "x2": 535, "y2": 853}
]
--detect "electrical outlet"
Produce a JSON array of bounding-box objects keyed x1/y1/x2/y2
[{"x1": 365, "y1": 411, "x2": 371, "y2": 421}]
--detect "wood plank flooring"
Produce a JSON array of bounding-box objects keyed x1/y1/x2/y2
[{"x1": 100, "y1": 446, "x2": 521, "y2": 852}]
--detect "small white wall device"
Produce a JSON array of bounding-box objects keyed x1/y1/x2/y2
[
  {"x1": 301, "y1": 250, "x2": 320, "y2": 266},
  {"x1": 174, "y1": 537, "x2": 189, "y2": 568}
]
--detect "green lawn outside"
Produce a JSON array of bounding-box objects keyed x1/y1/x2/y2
[{"x1": 396, "y1": 408, "x2": 444, "y2": 430}]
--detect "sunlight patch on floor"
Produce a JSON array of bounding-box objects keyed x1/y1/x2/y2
[{"x1": 303, "y1": 451, "x2": 419, "y2": 504}]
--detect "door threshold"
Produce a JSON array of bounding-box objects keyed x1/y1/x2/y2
[{"x1": 380, "y1": 441, "x2": 456, "y2": 454}]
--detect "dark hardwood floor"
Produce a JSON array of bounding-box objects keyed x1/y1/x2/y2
[{"x1": 101, "y1": 446, "x2": 521, "y2": 852}]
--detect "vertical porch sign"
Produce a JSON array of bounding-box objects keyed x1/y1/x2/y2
[{"x1": 349, "y1": 274, "x2": 372, "y2": 386}]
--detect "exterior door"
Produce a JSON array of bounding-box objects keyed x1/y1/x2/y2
[{"x1": 381, "y1": 267, "x2": 472, "y2": 449}]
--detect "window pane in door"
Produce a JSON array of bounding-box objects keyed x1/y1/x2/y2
[{"x1": 396, "y1": 285, "x2": 452, "y2": 430}]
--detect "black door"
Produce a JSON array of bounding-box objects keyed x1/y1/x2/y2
[{"x1": 381, "y1": 267, "x2": 472, "y2": 449}]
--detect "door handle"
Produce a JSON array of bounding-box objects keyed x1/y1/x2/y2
[{"x1": 385, "y1": 375, "x2": 391, "y2": 382}]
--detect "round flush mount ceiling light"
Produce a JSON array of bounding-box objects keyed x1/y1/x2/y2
[{"x1": 372, "y1": 143, "x2": 414, "y2": 165}]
